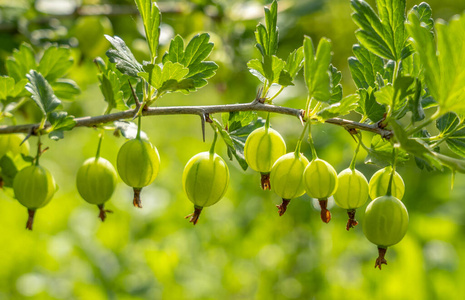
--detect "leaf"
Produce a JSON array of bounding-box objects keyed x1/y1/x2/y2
[
  {"x1": 445, "y1": 126, "x2": 465, "y2": 158},
  {"x1": 317, "y1": 94, "x2": 359, "y2": 119},
  {"x1": 139, "y1": 62, "x2": 193, "y2": 93},
  {"x1": 25, "y1": 70, "x2": 61, "y2": 115},
  {"x1": 0, "y1": 76, "x2": 15, "y2": 101},
  {"x1": 254, "y1": 0, "x2": 278, "y2": 57},
  {"x1": 407, "y1": 78, "x2": 425, "y2": 123},
  {"x1": 365, "y1": 135, "x2": 409, "y2": 167},
  {"x1": 247, "y1": 56, "x2": 293, "y2": 86},
  {"x1": 351, "y1": 0, "x2": 407, "y2": 61},
  {"x1": 162, "y1": 34, "x2": 218, "y2": 89},
  {"x1": 329, "y1": 64, "x2": 342, "y2": 103},
  {"x1": 134, "y1": 0, "x2": 161, "y2": 60},
  {"x1": 411, "y1": 2, "x2": 434, "y2": 32},
  {"x1": 285, "y1": 46, "x2": 304, "y2": 80},
  {"x1": 0, "y1": 154, "x2": 18, "y2": 188},
  {"x1": 96, "y1": 60, "x2": 129, "y2": 111},
  {"x1": 356, "y1": 87, "x2": 385, "y2": 123},
  {"x1": 49, "y1": 111, "x2": 76, "y2": 131},
  {"x1": 105, "y1": 35, "x2": 143, "y2": 77},
  {"x1": 6, "y1": 43, "x2": 37, "y2": 82},
  {"x1": 436, "y1": 112, "x2": 459, "y2": 134},
  {"x1": 406, "y1": 10, "x2": 465, "y2": 114},
  {"x1": 114, "y1": 121, "x2": 148, "y2": 140},
  {"x1": 38, "y1": 46, "x2": 74, "y2": 82},
  {"x1": 222, "y1": 111, "x2": 257, "y2": 132},
  {"x1": 51, "y1": 79, "x2": 80, "y2": 101},
  {"x1": 374, "y1": 76, "x2": 415, "y2": 113},
  {"x1": 348, "y1": 44, "x2": 385, "y2": 89},
  {"x1": 303, "y1": 36, "x2": 332, "y2": 103}
]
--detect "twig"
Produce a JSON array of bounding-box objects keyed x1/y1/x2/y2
[{"x1": 0, "y1": 101, "x2": 393, "y2": 138}]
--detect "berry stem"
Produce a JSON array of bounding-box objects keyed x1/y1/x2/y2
[
  {"x1": 318, "y1": 198, "x2": 331, "y2": 223},
  {"x1": 386, "y1": 148, "x2": 397, "y2": 197},
  {"x1": 97, "y1": 204, "x2": 113, "y2": 222},
  {"x1": 133, "y1": 188, "x2": 143, "y2": 208},
  {"x1": 136, "y1": 113, "x2": 142, "y2": 140},
  {"x1": 185, "y1": 206, "x2": 203, "y2": 225},
  {"x1": 346, "y1": 209, "x2": 358, "y2": 230},
  {"x1": 349, "y1": 132, "x2": 362, "y2": 171},
  {"x1": 209, "y1": 123, "x2": 218, "y2": 155},
  {"x1": 265, "y1": 112, "x2": 271, "y2": 133},
  {"x1": 307, "y1": 123, "x2": 318, "y2": 160},
  {"x1": 95, "y1": 130, "x2": 104, "y2": 160},
  {"x1": 295, "y1": 120, "x2": 310, "y2": 156},
  {"x1": 260, "y1": 173, "x2": 271, "y2": 190},
  {"x1": 276, "y1": 199, "x2": 290, "y2": 216},
  {"x1": 26, "y1": 209, "x2": 36, "y2": 230},
  {"x1": 375, "y1": 247, "x2": 388, "y2": 270}
]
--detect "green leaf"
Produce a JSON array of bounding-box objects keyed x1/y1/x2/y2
[
  {"x1": 374, "y1": 76, "x2": 415, "y2": 113},
  {"x1": 436, "y1": 112, "x2": 459, "y2": 134},
  {"x1": 348, "y1": 44, "x2": 385, "y2": 89},
  {"x1": 351, "y1": 0, "x2": 407, "y2": 61},
  {"x1": 0, "y1": 76, "x2": 15, "y2": 101},
  {"x1": 6, "y1": 43, "x2": 37, "y2": 82},
  {"x1": 96, "y1": 60, "x2": 129, "y2": 111},
  {"x1": 317, "y1": 94, "x2": 359, "y2": 119},
  {"x1": 406, "y1": 10, "x2": 465, "y2": 114},
  {"x1": 139, "y1": 62, "x2": 193, "y2": 93},
  {"x1": 445, "y1": 126, "x2": 465, "y2": 158},
  {"x1": 356, "y1": 87, "x2": 385, "y2": 123},
  {"x1": 254, "y1": 0, "x2": 278, "y2": 57},
  {"x1": 407, "y1": 79, "x2": 425, "y2": 123},
  {"x1": 285, "y1": 46, "x2": 304, "y2": 80},
  {"x1": 49, "y1": 111, "x2": 76, "y2": 132},
  {"x1": 25, "y1": 70, "x2": 61, "y2": 115},
  {"x1": 38, "y1": 46, "x2": 74, "y2": 82},
  {"x1": 329, "y1": 65, "x2": 342, "y2": 103},
  {"x1": 51, "y1": 79, "x2": 80, "y2": 101},
  {"x1": 105, "y1": 35, "x2": 143, "y2": 77},
  {"x1": 222, "y1": 111, "x2": 257, "y2": 132},
  {"x1": 411, "y1": 2, "x2": 434, "y2": 32},
  {"x1": 0, "y1": 154, "x2": 18, "y2": 188},
  {"x1": 247, "y1": 56, "x2": 293, "y2": 86},
  {"x1": 162, "y1": 34, "x2": 218, "y2": 89},
  {"x1": 303, "y1": 36, "x2": 332, "y2": 103},
  {"x1": 134, "y1": 0, "x2": 161, "y2": 60},
  {"x1": 364, "y1": 135, "x2": 409, "y2": 167}
]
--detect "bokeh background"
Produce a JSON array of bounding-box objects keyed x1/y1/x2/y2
[{"x1": 1, "y1": 0, "x2": 465, "y2": 299}]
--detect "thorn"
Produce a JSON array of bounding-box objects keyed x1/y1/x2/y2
[
  {"x1": 129, "y1": 80, "x2": 141, "y2": 107},
  {"x1": 299, "y1": 111, "x2": 305, "y2": 126}
]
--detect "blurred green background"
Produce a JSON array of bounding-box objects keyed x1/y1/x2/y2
[{"x1": 1, "y1": 0, "x2": 465, "y2": 299}]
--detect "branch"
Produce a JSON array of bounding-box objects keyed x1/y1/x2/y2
[{"x1": 0, "y1": 101, "x2": 393, "y2": 138}]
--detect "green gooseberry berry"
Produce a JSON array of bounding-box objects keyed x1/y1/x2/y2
[
  {"x1": 333, "y1": 168, "x2": 369, "y2": 230},
  {"x1": 369, "y1": 166, "x2": 405, "y2": 200},
  {"x1": 182, "y1": 151, "x2": 229, "y2": 225},
  {"x1": 363, "y1": 195, "x2": 409, "y2": 270},
  {"x1": 270, "y1": 152, "x2": 309, "y2": 216},
  {"x1": 244, "y1": 127, "x2": 286, "y2": 190},
  {"x1": 76, "y1": 157, "x2": 117, "y2": 221},
  {"x1": 117, "y1": 138, "x2": 160, "y2": 208},
  {"x1": 13, "y1": 164, "x2": 57, "y2": 230},
  {"x1": 303, "y1": 158, "x2": 338, "y2": 223}
]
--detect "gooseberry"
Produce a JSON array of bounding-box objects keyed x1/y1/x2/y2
[
  {"x1": 333, "y1": 168, "x2": 369, "y2": 230},
  {"x1": 76, "y1": 157, "x2": 117, "y2": 221},
  {"x1": 363, "y1": 195, "x2": 409, "y2": 269},
  {"x1": 369, "y1": 166, "x2": 405, "y2": 200},
  {"x1": 117, "y1": 138, "x2": 160, "y2": 208},
  {"x1": 13, "y1": 164, "x2": 57, "y2": 230},
  {"x1": 183, "y1": 151, "x2": 229, "y2": 225},
  {"x1": 303, "y1": 158, "x2": 338, "y2": 223},
  {"x1": 244, "y1": 127, "x2": 286, "y2": 190},
  {"x1": 270, "y1": 152, "x2": 309, "y2": 216}
]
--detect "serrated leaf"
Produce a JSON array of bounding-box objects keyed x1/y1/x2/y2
[
  {"x1": 365, "y1": 135, "x2": 409, "y2": 167},
  {"x1": 114, "y1": 121, "x2": 148, "y2": 140},
  {"x1": 105, "y1": 35, "x2": 143, "y2": 77},
  {"x1": 51, "y1": 79, "x2": 80, "y2": 101},
  {"x1": 407, "y1": 78, "x2": 425, "y2": 123},
  {"x1": 445, "y1": 126, "x2": 465, "y2": 158},
  {"x1": 247, "y1": 56, "x2": 292, "y2": 86},
  {"x1": 356, "y1": 87, "x2": 385, "y2": 123},
  {"x1": 304, "y1": 36, "x2": 332, "y2": 103},
  {"x1": 139, "y1": 62, "x2": 192, "y2": 93},
  {"x1": 254, "y1": 0, "x2": 278, "y2": 57},
  {"x1": 374, "y1": 76, "x2": 415, "y2": 113},
  {"x1": 348, "y1": 44, "x2": 385, "y2": 89},
  {"x1": 285, "y1": 46, "x2": 304, "y2": 80},
  {"x1": 49, "y1": 111, "x2": 76, "y2": 132},
  {"x1": 436, "y1": 112, "x2": 459, "y2": 134},
  {"x1": 223, "y1": 111, "x2": 257, "y2": 132},
  {"x1": 6, "y1": 43, "x2": 37, "y2": 82},
  {"x1": 411, "y1": 2, "x2": 434, "y2": 32},
  {"x1": 406, "y1": 10, "x2": 465, "y2": 114},
  {"x1": 38, "y1": 46, "x2": 74, "y2": 82},
  {"x1": 351, "y1": 0, "x2": 407, "y2": 61},
  {"x1": 135, "y1": 0, "x2": 161, "y2": 60},
  {"x1": 25, "y1": 70, "x2": 61, "y2": 115},
  {"x1": 0, "y1": 76, "x2": 15, "y2": 101},
  {"x1": 317, "y1": 94, "x2": 359, "y2": 119},
  {"x1": 329, "y1": 64, "x2": 342, "y2": 103}
]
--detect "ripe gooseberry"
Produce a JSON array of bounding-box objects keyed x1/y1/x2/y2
[
  {"x1": 13, "y1": 164, "x2": 57, "y2": 230},
  {"x1": 183, "y1": 151, "x2": 229, "y2": 225},
  {"x1": 363, "y1": 195, "x2": 409, "y2": 270},
  {"x1": 369, "y1": 166, "x2": 405, "y2": 200},
  {"x1": 244, "y1": 126, "x2": 286, "y2": 190},
  {"x1": 333, "y1": 168, "x2": 369, "y2": 230},
  {"x1": 303, "y1": 158, "x2": 338, "y2": 223},
  {"x1": 270, "y1": 152, "x2": 309, "y2": 216},
  {"x1": 76, "y1": 157, "x2": 117, "y2": 221},
  {"x1": 117, "y1": 137, "x2": 160, "y2": 208}
]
